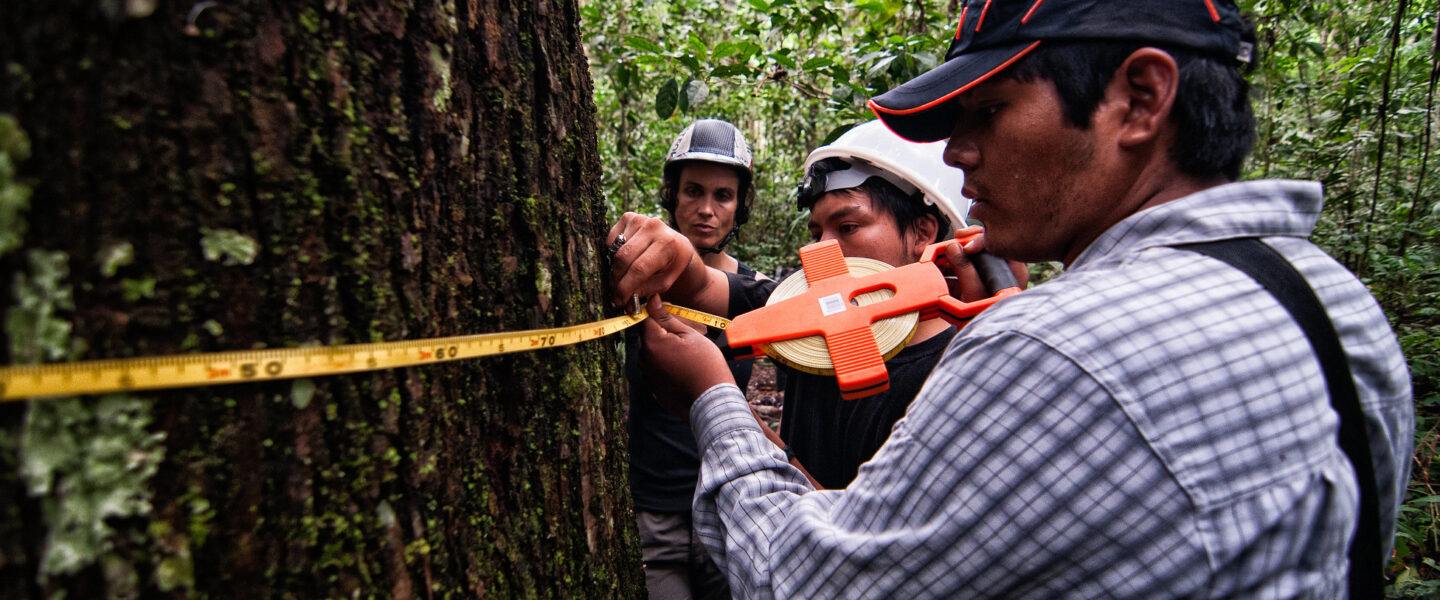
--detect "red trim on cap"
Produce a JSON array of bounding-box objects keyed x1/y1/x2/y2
[
  {"x1": 976, "y1": 0, "x2": 993, "y2": 31},
  {"x1": 955, "y1": 5, "x2": 969, "y2": 39},
  {"x1": 867, "y1": 41, "x2": 1043, "y2": 117},
  {"x1": 1202, "y1": 0, "x2": 1221, "y2": 21},
  {"x1": 1021, "y1": 0, "x2": 1045, "y2": 23}
]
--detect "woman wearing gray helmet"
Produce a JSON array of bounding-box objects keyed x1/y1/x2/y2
[
  {"x1": 659, "y1": 118, "x2": 756, "y2": 263},
  {"x1": 627, "y1": 119, "x2": 760, "y2": 600}
]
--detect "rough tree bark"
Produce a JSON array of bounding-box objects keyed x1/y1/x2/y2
[{"x1": 0, "y1": 0, "x2": 642, "y2": 597}]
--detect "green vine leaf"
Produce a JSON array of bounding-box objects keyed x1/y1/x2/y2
[
  {"x1": 655, "y1": 77, "x2": 678, "y2": 118},
  {"x1": 802, "y1": 56, "x2": 832, "y2": 70},
  {"x1": 710, "y1": 64, "x2": 752, "y2": 78},
  {"x1": 624, "y1": 35, "x2": 664, "y2": 54}
]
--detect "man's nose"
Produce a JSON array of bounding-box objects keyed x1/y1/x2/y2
[{"x1": 943, "y1": 135, "x2": 978, "y2": 171}]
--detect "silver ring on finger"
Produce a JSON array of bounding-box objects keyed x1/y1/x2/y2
[{"x1": 607, "y1": 233, "x2": 627, "y2": 257}]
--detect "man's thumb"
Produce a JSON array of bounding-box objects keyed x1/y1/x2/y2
[{"x1": 645, "y1": 295, "x2": 687, "y2": 335}]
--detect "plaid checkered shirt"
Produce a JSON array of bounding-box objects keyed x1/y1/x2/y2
[{"x1": 689, "y1": 180, "x2": 1413, "y2": 599}]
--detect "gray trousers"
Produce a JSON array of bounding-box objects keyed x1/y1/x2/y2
[{"x1": 636, "y1": 510, "x2": 731, "y2": 600}]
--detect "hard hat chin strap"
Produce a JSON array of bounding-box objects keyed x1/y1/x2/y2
[{"x1": 696, "y1": 229, "x2": 738, "y2": 255}]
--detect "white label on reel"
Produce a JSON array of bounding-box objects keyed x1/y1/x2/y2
[{"x1": 819, "y1": 294, "x2": 847, "y2": 316}]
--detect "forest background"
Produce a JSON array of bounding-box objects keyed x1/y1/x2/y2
[{"x1": 583, "y1": 0, "x2": 1440, "y2": 594}]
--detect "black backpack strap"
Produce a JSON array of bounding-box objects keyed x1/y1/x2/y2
[{"x1": 1176, "y1": 238, "x2": 1381, "y2": 596}]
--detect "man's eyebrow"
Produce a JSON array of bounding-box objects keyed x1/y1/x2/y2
[{"x1": 808, "y1": 205, "x2": 860, "y2": 228}]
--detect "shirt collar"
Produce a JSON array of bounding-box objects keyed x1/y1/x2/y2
[{"x1": 1069, "y1": 180, "x2": 1324, "y2": 271}]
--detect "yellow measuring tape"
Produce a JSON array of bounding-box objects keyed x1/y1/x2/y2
[{"x1": 0, "y1": 303, "x2": 729, "y2": 402}]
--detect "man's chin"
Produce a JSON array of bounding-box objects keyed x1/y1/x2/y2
[{"x1": 981, "y1": 232, "x2": 1024, "y2": 262}]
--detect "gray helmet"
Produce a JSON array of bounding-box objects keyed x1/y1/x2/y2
[
  {"x1": 661, "y1": 120, "x2": 756, "y2": 242},
  {"x1": 665, "y1": 118, "x2": 753, "y2": 171}
]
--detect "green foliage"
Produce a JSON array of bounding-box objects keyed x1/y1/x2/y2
[
  {"x1": 1241, "y1": 0, "x2": 1440, "y2": 591},
  {"x1": 21, "y1": 395, "x2": 166, "y2": 577},
  {"x1": 7, "y1": 250, "x2": 76, "y2": 364},
  {"x1": 0, "y1": 113, "x2": 32, "y2": 259},
  {"x1": 6, "y1": 249, "x2": 167, "y2": 582},
  {"x1": 583, "y1": 0, "x2": 954, "y2": 274},
  {"x1": 96, "y1": 242, "x2": 134, "y2": 278},
  {"x1": 199, "y1": 227, "x2": 259, "y2": 266}
]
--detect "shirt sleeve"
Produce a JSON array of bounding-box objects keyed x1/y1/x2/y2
[
  {"x1": 689, "y1": 331, "x2": 1202, "y2": 599},
  {"x1": 726, "y1": 270, "x2": 777, "y2": 317}
]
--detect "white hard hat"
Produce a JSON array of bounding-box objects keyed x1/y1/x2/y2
[{"x1": 797, "y1": 120, "x2": 970, "y2": 227}]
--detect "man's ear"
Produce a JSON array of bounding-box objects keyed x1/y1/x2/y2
[
  {"x1": 909, "y1": 214, "x2": 939, "y2": 260},
  {"x1": 1109, "y1": 48, "x2": 1180, "y2": 148}
]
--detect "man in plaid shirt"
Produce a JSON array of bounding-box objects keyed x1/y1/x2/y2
[{"x1": 616, "y1": 1, "x2": 1413, "y2": 597}]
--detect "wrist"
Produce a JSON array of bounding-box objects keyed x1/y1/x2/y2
[{"x1": 671, "y1": 249, "x2": 709, "y2": 297}]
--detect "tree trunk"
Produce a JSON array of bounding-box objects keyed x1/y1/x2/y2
[{"x1": 0, "y1": 1, "x2": 642, "y2": 597}]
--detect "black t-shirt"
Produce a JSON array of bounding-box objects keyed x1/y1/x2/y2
[
  {"x1": 724, "y1": 269, "x2": 955, "y2": 489},
  {"x1": 627, "y1": 263, "x2": 758, "y2": 514},
  {"x1": 778, "y1": 330, "x2": 953, "y2": 489}
]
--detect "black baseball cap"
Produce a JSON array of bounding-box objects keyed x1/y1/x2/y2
[{"x1": 869, "y1": 0, "x2": 1254, "y2": 142}]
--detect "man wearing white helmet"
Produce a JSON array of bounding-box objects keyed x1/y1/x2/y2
[
  {"x1": 625, "y1": 118, "x2": 757, "y2": 600},
  {"x1": 772, "y1": 121, "x2": 984, "y2": 489},
  {"x1": 610, "y1": 120, "x2": 1021, "y2": 492}
]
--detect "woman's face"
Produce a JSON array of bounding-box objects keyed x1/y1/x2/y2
[{"x1": 673, "y1": 162, "x2": 741, "y2": 250}]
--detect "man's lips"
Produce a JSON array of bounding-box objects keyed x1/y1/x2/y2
[
  {"x1": 965, "y1": 193, "x2": 992, "y2": 223},
  {"x1": 963, "y1": 185, "x2": 989, "y2": 210}
]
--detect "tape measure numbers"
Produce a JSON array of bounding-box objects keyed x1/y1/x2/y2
[{"x1": 0, "y1": 303, "x2": 728, "y2": 401}]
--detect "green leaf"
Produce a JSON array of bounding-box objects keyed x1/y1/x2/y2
[
  {"x1": 737, "y1": 41, "x2": 762, "y2": 60},
  {"x1": 856, "y1": 50, "x2": 888, "y2": 64},
  {"x1": 611, "y1": 65, "x2": 631, "y2": 90},
  {"x1": 683, "y1": 79, "x2": 710, "y2": 109},
  {"x1": 820, "y1": 123, "x2": 855, "y2": 146},
  {"x1": 655, "y1": 78, "x2": 678, "y2": 118},
  {"x1": 866, "y1": 55, "x2": 899, "y2": 79},
  {"x1": 710, "y1": 64, "x2": 753, "y2": 78},
  {"x1": 802, "y1": 56, "x2": 832, "y2": 70},
  {"x1": 678, "y1": 55, "x2": 702, "y2": 73},
  {"x1": 714, "y1": 42, "x2": 738, "y2": 60},
  {"x1": 746, "y1": 0, "x2": 770, "y2": 10},
  {"x1": 687, "y1": 34, "x2": 708, "y2": 62},
  {"x1": 624, "y1": 35, "x2": 665, "y2": 54}
]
